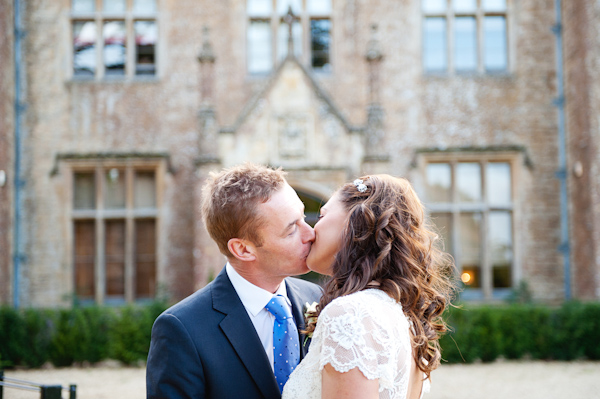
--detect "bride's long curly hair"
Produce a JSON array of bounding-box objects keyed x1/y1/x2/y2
[{"x1": 305, "y1": 175, "x2": 456, "y2": 380}]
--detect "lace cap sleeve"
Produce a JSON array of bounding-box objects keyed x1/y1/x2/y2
[{"x1": 317, "y1": 292, "x2": 408, "y2": 387}]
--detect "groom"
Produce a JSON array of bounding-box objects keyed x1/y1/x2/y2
[{"x1": 146, "y1": 163, "x2": 322, "y2": 399}]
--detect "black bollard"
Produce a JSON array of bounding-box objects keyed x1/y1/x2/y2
[
  {"x1": 69, "y1": 384, "x2": 77, "y2": 399},
  {"x1": 40, "y1": 385, "x2": 62, "y2": 399},
  {"x1": 0, "y1": 370, "x2": 4, "y2": 399}
]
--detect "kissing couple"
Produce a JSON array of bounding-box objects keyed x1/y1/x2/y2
[{"x1": 147, "y1": 163, "x2": 455, "y2": 399}]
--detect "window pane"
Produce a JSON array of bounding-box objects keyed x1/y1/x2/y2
[
  {"x1": 307, "y1": 0, "x2": 331, "y2": 15},
  {"x1": 453, "y1": 0, "x2": 476, "y2": 13},
  {"x1": 103, "y1": 21, "x2": 126, "y2": 75},
  {"x1": 278, "y1": 20, "x2": 303, "y2": 60},
  {"x1": 106, "y1": 220, "x2": 125, "y2": 297},
  {"x1": 134, "y1": 171, "x2": 156, "y2": 208},
  {"x1": 482, "y1": 0, "x2": 506, "y2": 12},
  {"x1": 277, "y1": 0, "x2": 302, "y2": 16},
  {"x1": 457, "y1": 162, "x2": 482, "y2": 202},
  {"x1": 484, "y1": 16, "x2": 507, "y2": 71},
  {"x1": 248, "y1": 20, "x2": 273, "y2": 73},
  {"x1": 74, "y1": 172, "x2": 96, "y2": 209},
  {"x1": 135, "y1": 21, "x2": 157, "y2": 75},
  {"x1": 72, "y1": 0, "x2": 95, "y2": 13},
  {"x1": 426, "y1": 163, "x2": 451, "y2": 202},
  {"x1": 103, "y1": 0, "x2": 125, "y2": 13},
  {"x1": 490, "y1": 211, "x2": 512, "y2": 288},
  {"x1": 455, "y1": 17, "x2": 477, "y2": 71},
  {"x1": 310, "y1": 19, "x2": 331, "y2": 70},
  {"x1": 134, "y1": 0, "x2": 157, "y2": 14},
  {"x1": 431, "y1": 213, "x2": 452, "y2": 253},
  {"x1": 423, "y1": 17, "x2": 447, "y2": 72},
  {"x1": 104, "y1": 168, "x2": 126, "y2": 209},
  {"x1": 487, "y1": 162, "x2": 511, "y2": 205},
  {"x1": 74, "y1": 220, "x2": 95, "y2": 300},
  {"x1": 459, "y1": 213, "x2": 481, "y2": 288},
  {"x1": 73, "y1": 21, "x2": 96, "y2": 76},
  {"x1": 247, "y1": 0, "x2": 272, "y2": 16},
  {"x1": 135, "y1": 219, "x2": 156, "y2": 298},
  {"x1": 422, "y1": 0, "x2": 446, "y2": 13}
]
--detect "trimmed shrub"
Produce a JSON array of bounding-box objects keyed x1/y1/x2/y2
[
  {"x1": 21, "y1": 309, "x2": 55, "y2": 367},
  {"x1": 48, "y1": 308, "x2": 92, "y2": 367},
  {"x1": 0, "y1": 301, "x2": 166, "y2": 368},
  {"x1": 110, "y1": 306, "x2": 152, "y2": 365},
  {"x1": 2, "y1": 301, "x2": 599, "y2": 368},
  {"x1": 440, "y1": 301, "x2": 600, "y2": 364},
  {"x1": 0, "y1": 307, "x2": 27, "y2": 367}
]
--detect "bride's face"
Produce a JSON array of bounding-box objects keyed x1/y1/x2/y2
[{"x1": 306, "y1": 193, "x2": 349, "y2": 276}]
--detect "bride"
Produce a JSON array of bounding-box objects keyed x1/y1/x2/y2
[{"x1": 283, "y1": 175, "x2": 455, "y2": 399}]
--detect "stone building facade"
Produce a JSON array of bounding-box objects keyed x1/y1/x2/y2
[{"x1": 0, "y1": 0, "x2": 598, "y2": 307}]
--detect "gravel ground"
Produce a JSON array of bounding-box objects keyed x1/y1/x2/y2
[{"x1": 2, "y1": 360, "x2": 599, "y2": 398}]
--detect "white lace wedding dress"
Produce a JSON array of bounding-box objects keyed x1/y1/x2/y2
[{"x1": 282, "y1": 289, "x2": 430, "y2": 399}]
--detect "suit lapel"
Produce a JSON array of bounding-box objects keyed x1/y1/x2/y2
[
  {"x1": 212, "y1": 268, "x2": 281, "y2": 399},
  {"x1": 285, "y1": 278, "x2": 310, "y2": 359}
]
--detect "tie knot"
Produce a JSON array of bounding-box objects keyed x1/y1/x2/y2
[{"x1": 265, "y1": 295, "x2": 293, "y2": 322}]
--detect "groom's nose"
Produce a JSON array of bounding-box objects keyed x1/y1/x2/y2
[{"x1": 300, "y1": 220, "x2": 315, "y2": 244}]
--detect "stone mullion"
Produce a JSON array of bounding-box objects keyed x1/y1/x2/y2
[
  {"x1": 450, "y1": 161, "x2": 461, "y2": 282},
  {"x1": 271, "y1": 0, "x2": 278, "y2": 68},
  {"x1": 95, "y1": 166, "x2": 105, "y2": 305},
  {"x1": 125, "y1": 166, "x2": 135, "y2": 303},
  {"x1": 302, "y1": 2, "x2": 309, "y2": 66},
  {"x1": 481, "y1": 160, "x2": 492, "y2": 300},
  {"x1": 126, "y1": 8, "x2": 134, "y2": 79},
  {"x1": 477, "y1": 1, "x2": 484, "y2": 74},
  {"x1": 447, "y1": 2, "x2": 454, "y2": 74},
  {"x1": 96, "y1": 0, "x2": 104, "y2": 80}
]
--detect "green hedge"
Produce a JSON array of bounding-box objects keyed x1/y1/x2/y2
[
  {"x1": 0, "y1": 301, "x2": 167, "y2": 368},
  {"x1": 440, "y1": 301, "x2": 600, "y2": 363},
  {"x1": 2, "y1": 301, "x2": 600, "y2": 368}
]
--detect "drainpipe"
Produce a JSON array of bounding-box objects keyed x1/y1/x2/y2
[
  {"x1": 552, "y1": 0, "x2": 571, "y2": 300},
  {"x1": 13, "y1": 0, "x2": 25, "y2": 308}
]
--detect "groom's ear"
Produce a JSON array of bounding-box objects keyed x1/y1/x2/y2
[{"x1": 227, "y1": 238, "x2": 258, "y2": 262}]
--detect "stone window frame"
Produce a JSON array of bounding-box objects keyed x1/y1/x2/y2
[
  {"x1": 416, "y1": 149, "x2": 524, "y2": 301},
  {"x1": 70, "y1": 0, "x2": 159, "y2": 81},
  {"x1": 65, "y1": 156, "x2": 166, "y2": 305},
  {"x1": 246, "y1": 0, "x2": 332, "y2": 75},
  {"x1": 421, "y1": 0, "x2": 512, "y2": 76}
]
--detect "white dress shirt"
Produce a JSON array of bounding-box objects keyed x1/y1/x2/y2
[{"x1": 226, "y1": 262, "x2": 293, "y2": 370}]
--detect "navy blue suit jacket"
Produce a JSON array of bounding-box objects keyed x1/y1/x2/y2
[{"x1": 146, "y1": 267, "x2": 322, "y2": 399}]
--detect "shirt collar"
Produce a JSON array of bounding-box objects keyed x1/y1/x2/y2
[{"x1": 226, "y1": 262, "x2": 290, "y2": 317}]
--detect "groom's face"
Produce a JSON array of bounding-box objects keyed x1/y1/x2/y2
[{"x1": 254, "y1": 183, "x2": 315, "y2": 280}]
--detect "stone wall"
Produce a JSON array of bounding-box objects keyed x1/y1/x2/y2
[
  {"x1": 563, "y1": 0, "x2": 600, "y2": 299},
  {"x1": 0, "y1": 0, "x2": 14, "y2": 304},
  {"x1": 588, "y1": 0, "x2": 600, "y2": 300}
]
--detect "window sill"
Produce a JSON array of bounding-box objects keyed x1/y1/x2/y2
[
  {"x1": 423, "y1": 70, "x2": 513, "y2": 79},
  {"x1": 311, "y1": 68, "x2": 333, "y2": 79},
  {"x1": 459, "y1": 287, "x2": 513, "y2": 302},
  {"x1": 67, "y1": 76, "x2": 161, "y2": 85},
  {"x1": 245, "y1": 65, "x2": 334, "y2": 81}
]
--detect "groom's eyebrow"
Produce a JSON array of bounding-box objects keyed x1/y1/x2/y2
[{"x1": 281, "y1": 219, "x2": 298, "y2": 236}]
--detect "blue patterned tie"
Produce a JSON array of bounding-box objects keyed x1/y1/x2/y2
[{"x1": 265, "y1": 294, "x2": 300, "y2": 393}]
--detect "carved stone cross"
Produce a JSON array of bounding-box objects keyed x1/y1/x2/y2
[{"x1": 284, "y1": 6, "x2": 295, "y2": 55}]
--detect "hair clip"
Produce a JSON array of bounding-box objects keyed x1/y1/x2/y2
[{"x1": 353, "y1": 179, "x2": 368, "y2": 193}]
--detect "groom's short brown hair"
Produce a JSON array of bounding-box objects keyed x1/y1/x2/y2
[{"x1": 201, "y1": 163, "x2": 287, "y2": 257}]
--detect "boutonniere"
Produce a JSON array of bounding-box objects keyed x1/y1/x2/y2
[{"x1": 303, "y1": 302, "x2": 319, "y2": 346}]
